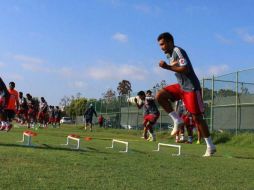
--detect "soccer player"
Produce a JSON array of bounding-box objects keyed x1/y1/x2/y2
[
  {"x1": 98, "y1": 114, "x2": 104, "y2": 128},
  {"x1": 83, "y1": 104, "x2": 97, "y2": 131},
  {"x1": 134, "y1": 90, "x2": 160, "y2": 141},
  {"x1": 0, "y1": 78, "x2": 10, "y2": 131},
  {"x1": 54, "y1": 106, "x2": 61, "y2": 128},
  {"x1": 26, "y1": 93, "x2": 37, "y2": 128},
  {"x1": 156, "y1": 32, "x2": 216, "y2": 156},
  {"x1": 2, "y1": 82, "x2": 19, "y2": 131},
  {"x1": 48, "y1": 105, "x2": 56, "y2": 128},
  {"x1": 37, "y1": 97, "x2": 48, "y2": 128},
  {"x1": 17, "y1": 92, "x2": 28, "y2": 125}
]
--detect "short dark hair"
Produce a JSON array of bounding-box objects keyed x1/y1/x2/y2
[
  {"x1": 9, "y1": 81, "x2": 15, "y2": 88},
  {"x1": 146, "y1": 90, "x2": 152, "y2": 95},
  {"x1": 157, "y1": 32, "x2": 174, "y2": 44},
  {"x1": 137, "y1": 91, "x2": 145, "y2": 96}
]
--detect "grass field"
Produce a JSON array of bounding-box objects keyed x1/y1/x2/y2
[{"x1": 0, "y1": 124, "x2": 254, "y2": 190}]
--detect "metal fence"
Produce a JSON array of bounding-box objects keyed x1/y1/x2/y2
[
  {"x1": 77, "y1": 68, "x2": 254, "y2": 134},
  {"x1": 202, "y1": 68, "x2": 254, "y2": 134}
]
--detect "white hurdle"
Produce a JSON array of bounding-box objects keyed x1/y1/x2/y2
[
  {"x1": 106, "y1": 139, "x2": 128, "y2": 153},
  {"x1": 62, "y1": 134, "x2": 80, "y2": 150},
  {"x1": 153, "y1": 143, "x2": 181, "y2": 156}
]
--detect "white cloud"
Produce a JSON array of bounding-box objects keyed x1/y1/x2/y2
[
  {"x1": 112, "y1": 32, "x2": 128, "y2": 43},
  {"x1": 87, "y1": 62, "x2": 148, "y2": 81},
  {"x1": 236, "y1": 29, "x2": 254, "y2": 44},
  {"x1": 12, "y1": 54, "x2": 50, "y2": 72},
  {"x1": 7, "y1": 73, "x2": 24, "y2": 81},
  {"x1": 215, "y1": 34, "x2": 233, "y2": 45}
]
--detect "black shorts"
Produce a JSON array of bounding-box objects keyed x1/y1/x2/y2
[
  {"x1": 5, "y1": 109, "x2": 16, "y2": 121},
  {"x1": 86, "y1": 118, "x2": 92, "y2": 124}
]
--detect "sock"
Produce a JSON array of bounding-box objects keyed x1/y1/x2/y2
[
  {"x1": 180, "y1": 134, "x2": 185, "y2": 141},
  {"x1": 204, "y1": 136, "x2": 215, "y2": 148},
  {"x1": 168, "y1": 111, "x2": 182, "y2": 123}
]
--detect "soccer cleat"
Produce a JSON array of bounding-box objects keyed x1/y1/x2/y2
[
  {"x1": 170, "y1": 120, "x2": 184, "y2": 136},
  {"x1": 203, "y1": 147, "x2": 217, "y2": 157},
  {"x1": 6, "y1": 124, "x2": 13, "y2": 132},
  {"x1": 196, "y1": 140, "x2": 201, "y2": 145}
]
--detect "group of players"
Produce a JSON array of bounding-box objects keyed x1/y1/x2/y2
[
  {"x1": 134, "y1": 90, "x2": 201, "y2": 144},
  {"x1": 0, "y1": 78, "x2": 62, "y2": 132}
]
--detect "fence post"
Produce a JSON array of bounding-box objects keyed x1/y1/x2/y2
[
  {"x1": 127, "y1": 93, "x2": 130, "y2": 129},
  {"x1": 236, "y1": 71, "x2": 239, "y2": 135},
  {"x1": 210, "y1": 75, "x2": 214, "y2": 131}
]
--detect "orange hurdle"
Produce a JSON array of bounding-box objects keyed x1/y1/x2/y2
[{"x1": 18, "y1": 130, "x2": 38, "y2": 146}]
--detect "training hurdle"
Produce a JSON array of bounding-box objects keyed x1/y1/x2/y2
[
  {"x1": 62, "y1": 134, "x2": 81, "y2": 150},
  {"x1": 18, "y1": 130, "x2": 38, "y2": 146},
  {"x1": 153, "y1": 143, "x2": 181, "y2": 156},
  {"x1": 106, "y1": 139, "x2": 129, "y2": 153}
]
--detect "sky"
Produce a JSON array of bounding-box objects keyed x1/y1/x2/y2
[{"x1": 0, "y1": 0, "x2": 254, "y2": 105}]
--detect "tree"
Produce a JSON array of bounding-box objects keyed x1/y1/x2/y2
[
  {"x1": 117, "y1": 80, "x2": 132, "y2": 96},
  {"x1": 102, "y1": 89, "x2": 116, "y2": 102}
]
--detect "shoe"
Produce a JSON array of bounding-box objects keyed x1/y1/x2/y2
[
  {"x1": 203, "y1": 147, "x2": 217, "y2": 157},
  {"x1": 196, "y1": 140, "x2": 201, "y2": 145},
  {"x1": 170, "y1": 120, "x2": 184, "y2": 136},
  {"x1": 6, "y1": 124, "x2": 13, "y2": 132}
]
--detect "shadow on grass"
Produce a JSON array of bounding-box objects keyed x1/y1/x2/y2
[{"x1": 0, "y1": 143, "x2": 112, "y2": 155}]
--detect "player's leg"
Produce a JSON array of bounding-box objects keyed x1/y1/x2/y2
[
  {"x1": 143, "y1": 119, "x2": 149, "y2": 140},
  {"x1": 186, "y1": 125, "x2": 193, "y2": 144},
  {"x1": 183, "y1": 91, "x2": 216, "y2": 156},
  {"x1": 156, "y1": 84, "x2": 184, "y2": 136}
]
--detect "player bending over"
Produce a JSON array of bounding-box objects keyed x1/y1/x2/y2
[{"x1": 135, "y1": 90, "x2": 160, "y2": 141}]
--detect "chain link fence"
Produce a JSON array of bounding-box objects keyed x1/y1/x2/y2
[{"x1": 202, "y1": 68, "x2": 254, "y2": 134}]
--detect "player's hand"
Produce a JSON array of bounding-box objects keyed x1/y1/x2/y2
[{"x1": 159, "y1": 60, "x2": 168, "y2": 69}]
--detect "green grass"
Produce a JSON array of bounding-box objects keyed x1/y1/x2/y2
[{"x1": 0, "y1": 125, "x2": 254, "y2": 190}]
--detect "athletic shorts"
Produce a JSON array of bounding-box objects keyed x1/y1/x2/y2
[
  {"x1": 49, "y1": 117, "x2": 55, "y2": 123},
  {"x1": 143, "y1": 113, "x2": 160, "y2": 125},
  {"x1": 86, "y1": 118, "x2": 92, "y2": 124},
  {"x1": 55, "y1": 118, "x2": 60, "y2": 123},
  {"x1": 163, "y1": 84, "x2": 204, "y2": 114},
  {"x1": 4, "y1": 109, "x2": 16, "y2": 120}
]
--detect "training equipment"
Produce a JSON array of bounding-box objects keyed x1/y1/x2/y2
[
  {"x1": 106, "y1": 139, "x2": 128, "y2": 153},
  {"x1": 62, "y1": 134, "x2": 81, "y2": 150},
  {"x1": 127, "y1": 96, "x2": 142, "y2": 105},
  {"x1": 153, "y1": 143, "x2": 181, "y2": 156},
  {"x1": 84, "y1": 137, "x2": 92, "y2": 141},
  {"x1": 18, "y1": 130, "x2": 38, "y2": 146}
]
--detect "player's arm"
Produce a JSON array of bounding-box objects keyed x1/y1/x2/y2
[
  {"x1": 134, "y1": 98, "x2": 143, "y2": 109},
  {"x1": 159, "y1": 60, "x2": 188, "y2": 73}
]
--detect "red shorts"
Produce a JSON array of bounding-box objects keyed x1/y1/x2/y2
[
  {"x1": 181, "y1": 115, "x2": 195, "y2": 126},
  {"x1": 49, "y1": 117, "x2": 55, "y2": 123},
  {"x1": 164, "y1": 84, "x2": 204, "y2": 114},
  {"x1": 143, "y1": 113, "x2": 160, "y2": 126},
  {"x1": 55, "y1": 118, "x2": 60, "y2": 123},
  {"x1": 38, "y1": 112, "x2": 46, "y2": 120}
]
